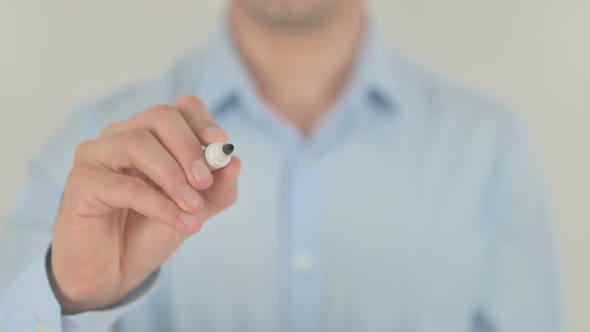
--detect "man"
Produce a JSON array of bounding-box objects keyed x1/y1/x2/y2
[{"x1": 0, "y1": 0, "x2": 562, "y2": 331}]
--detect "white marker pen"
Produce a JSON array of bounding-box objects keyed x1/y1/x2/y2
[{"x1": 204, "y1": 142, "x2": 234, "y2": 171}]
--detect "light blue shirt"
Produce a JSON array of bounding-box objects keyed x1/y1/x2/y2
[{"x1": 0, "y1": 23, "x2": 563, "y2": 332}]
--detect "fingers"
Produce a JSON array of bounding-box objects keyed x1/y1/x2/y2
[
  {"x1": 70, "y1": 166, "x2": 202, "y2": 234},
  {"x1": 75, "y1": 131, "x2": 204, "y2": 214},
  {"x1": 78, "y1": 95, "x2": 239, "y2": 226},
  {"x1": 202, "y1": 157, "x2": 241, "y2": 217},
  {"x1": 173, "y1": 94, "x2": 228, "y2": 145},
  {"x1": 105, "y1": 104, "x2": 214, "y2": 190}
]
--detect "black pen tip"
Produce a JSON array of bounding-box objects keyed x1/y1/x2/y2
[{"x1": 222, "y1": 143, "x2": 234, "y2": 155}]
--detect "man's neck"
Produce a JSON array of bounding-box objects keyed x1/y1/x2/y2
[{"x1": 228, "y1": 2, "x2": 367, "y2": 136}]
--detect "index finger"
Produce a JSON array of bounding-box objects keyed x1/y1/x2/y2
[{"x1": 173, "y1": 95, "x2": 228, "y2": 145}]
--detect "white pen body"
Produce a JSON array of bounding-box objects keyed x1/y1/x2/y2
[{"x1": 204, "y1": 142, "x2": 233, "y2": 171}]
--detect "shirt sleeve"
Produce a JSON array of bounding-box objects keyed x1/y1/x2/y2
[
  {"x1": 0, "y1": 251, "x2": 160, "y2": 332},
  {"x1": 0, "y1": 105, "x2": 160, "y2": 332},
  {"x1": 473, "y1": 112, "x2": 565, "y2": 331}
]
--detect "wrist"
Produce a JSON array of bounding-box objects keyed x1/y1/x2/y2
[{"x1": 46, "y1": 246, "x2": 105, "y2": 314}]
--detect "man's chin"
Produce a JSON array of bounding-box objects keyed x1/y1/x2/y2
[{"x1": 238, "y1": 0, "x2": 345, "y2": 29}]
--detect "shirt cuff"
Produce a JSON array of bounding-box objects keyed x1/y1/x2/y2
[
  {"x1": 61, "y1": 269, "x2": 160, "y2": 332},
  {"x1": 1, "y1": 254, "x2": 62, "y2": 331},
  {"x1": 0, "y1": 250, "x2": 161, "y2": 332}
]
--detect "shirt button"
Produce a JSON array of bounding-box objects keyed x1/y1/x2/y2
[
  {"x1": 293, "y1": 253, "x2": 314, "y2": 272},
  {"x1": 36, "y1": 323, "x2": 48, "y2": 332}
]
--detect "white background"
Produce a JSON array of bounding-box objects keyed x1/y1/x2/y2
[{"x1": 1, "y1": 0, "x2": 588, "y2": 330}]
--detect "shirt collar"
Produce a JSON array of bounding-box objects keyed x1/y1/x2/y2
[
  {"x1": 349, "y1": 22, "x2": 401, "y2": 112},
  {"x1": 185, "y1": 20, "x2": 402, "y2": 116}
]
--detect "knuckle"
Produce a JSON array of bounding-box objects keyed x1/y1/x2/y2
[
  {"x1": 120, "y1": 129, "x2": 152, "y2": 150},
  {"x1": 99, "y1": 121, "x2": 122, "y2": 138},
  {"x1": 102, "y1": 174, "x2": 144, "y2": 200},
  {"x1": 196, "y1": 119, "x2": 215, "y2": 129},
  {"x1": 66, "y1": 164, "x2": 89, "y2": 186},
  {"x1": 172, "y1": 227, "x2": 190, "y2": 241},
  {"x1": 102, "y1": 174, "x2": 124, "y2": 198},
  {"x1": 147, "y1": 104, "x2": 176, "y2": 120},
  {"x1": 190, "y1": 118, "x2": 215, "y2": 133},
  {"x1": 185, "y1": 224, "x2": 202, "y2": 236},
  {"x1": 121, "y1": 177, "x2": 143, "y2": 197},
  {"x1": 73, "y1": 140, "x2": 95, "y2": 162},
  {"x1": 177, "y1": 94, "x2": 205, "y2": 110}
]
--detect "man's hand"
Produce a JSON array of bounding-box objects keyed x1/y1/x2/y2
[{"x1": 49, "y1": 95, "x2": 241, "y2": 314}]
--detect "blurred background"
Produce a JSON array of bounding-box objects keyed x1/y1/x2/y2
[{"x1": 0, "y1": 0, "x2": 588, "y2": 330}]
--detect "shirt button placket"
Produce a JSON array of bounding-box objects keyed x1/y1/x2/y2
[{"x1": 284, "y1": 146, "x2": 322, "y2": 332}]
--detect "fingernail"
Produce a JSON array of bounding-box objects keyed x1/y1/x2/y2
[
  {"x1": 202, "y1": 125, "x2": 225, "y2": 140},
  {"x1": 181, "y1": 185, "x2": 203, "y2": 208},
  {"x1": 192, "y1": 160, "x2": 212, "y2": 183},
  {"x1": 179, "y1": 212, "x2": 201, "y2": 229}
]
